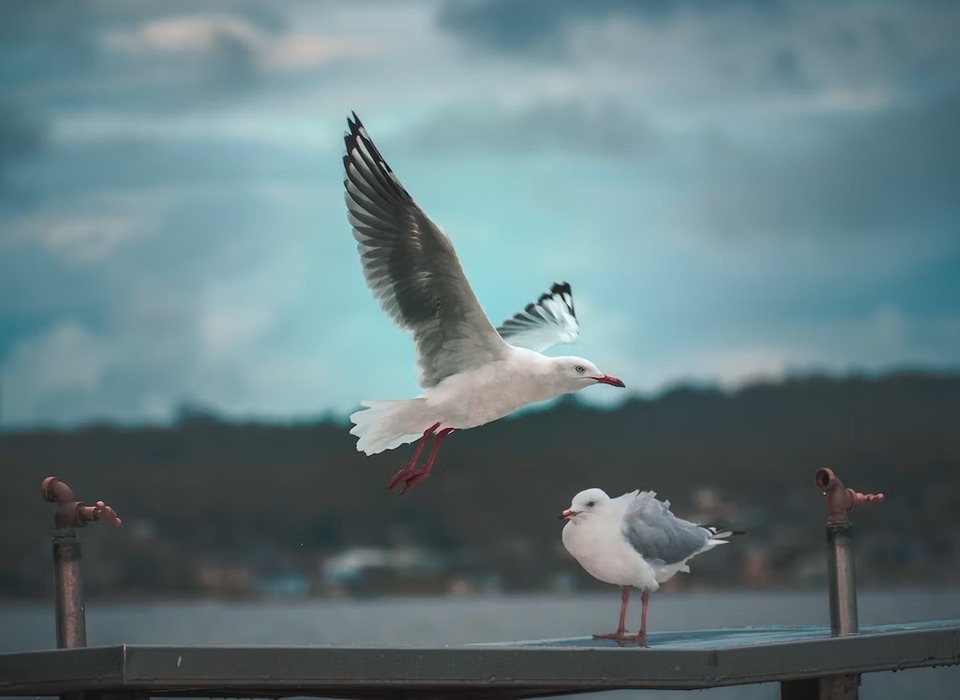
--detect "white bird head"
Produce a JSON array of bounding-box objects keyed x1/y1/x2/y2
[
  {"x1": 550, "y1": 356, "x2": 625, "y2": 393},
  {"x1": 560, "y1": 487, "x2": 612, "y2": 521}
]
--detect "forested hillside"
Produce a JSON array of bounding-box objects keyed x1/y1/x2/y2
[{"x1": 2, "y1": 371, "x2": 958, "y2": 599}]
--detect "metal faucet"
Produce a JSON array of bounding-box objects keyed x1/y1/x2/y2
[
  {"x1": 41, "y1": 476, "x2": 121, "y2": 649},
  {"x1": 813, "y1": 468, "x2": 883, "y2": 700}
]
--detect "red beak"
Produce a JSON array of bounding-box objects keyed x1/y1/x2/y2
[
  {"x1": 595, "y1": 374, "x2": 625, "y2": 388},
  {"x1": 560, "y1": 508, "x2": 580, "y2": 520}
]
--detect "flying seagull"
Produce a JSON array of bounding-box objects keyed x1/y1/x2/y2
[
  {"x1": 561, "y1": 488, "x2": 742, "y2": 646},
  {"x1": 343, "y1": 113, "x2": 625, "y2": 493}
]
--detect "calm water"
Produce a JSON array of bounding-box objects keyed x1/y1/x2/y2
[{"x1": 2, "y1": 589, "x2": 959, "y2": 699}]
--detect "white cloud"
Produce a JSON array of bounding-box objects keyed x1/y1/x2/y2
[
  {"x1": 687, "y1": 347, "x2": 792, "y2": 389},
  {"x1": 814, "y1": 307, "x2": 960, "y2": 369},
  {"x1": 264, "y1": 34, "x2": 378, "y2": 69},
  {"x1": 633, "y1": 308, "x2": 960, "y2": 396},
  {"x1": 40, "y1": 217, "x2": 144, "y2": 264},
  {"x1": 103, "y1": 15, "x2": 377, "y2": 71},
  {"x1": 2, "y1": 213, "x2": 148, "y2": 265},
  {"x1": 4, "y1": 190, "x2": 165, "y2": 265},
  {"x1": 103, "y1": 16, "x2": 265, "y2": 54},
  {"x1": 439, "y1": 0, "x2": 959, "y2": 128},
  {"x1": 197, "y1": 298, "x2": 274, "y2": 362},
  {"x1": 4, "y1": 321, "x2": 108, "y2": 397},
  {"x1": 626, "y1": 344, "x2": 793, "y2": 394},
  {"x1": 0, "y1": 310, "x2": 198, "y2": 425},
  {"x1": 49, "y1": 110, "x2": 332, "y2": 150},
  {"x1": 30, "y1": 323, "x2": 106, "y2": 393}
]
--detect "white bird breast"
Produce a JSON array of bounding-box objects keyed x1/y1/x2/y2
[
  {"x1": 424, "y1": 350, "x2": 567, "y2": 429},
  {"x1": 562, "y1": 516, "x2": 660, "y2": 591}
]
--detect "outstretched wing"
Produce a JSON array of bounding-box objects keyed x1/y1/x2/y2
[
  {"x1": 621, "y1": 491, "x2": 712, "y2": 565},
  {"x1": 496, "y1": 282, "x2": 580, "y2": 353},
  {"x1": 344, "y1": 113, "x2": 509, "y2": 388}
]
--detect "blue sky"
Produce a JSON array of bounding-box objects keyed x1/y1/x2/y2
[{"x1": 1, "y1": 0, "x2": 958, "y2": 427}]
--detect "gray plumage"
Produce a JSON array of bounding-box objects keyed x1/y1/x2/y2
[
  {"x1": 343, "y1": 113, "x2": 508, "y2": 389},
  {"x1": 621, "y1": 491, "x2": 718, "y2": 566}
]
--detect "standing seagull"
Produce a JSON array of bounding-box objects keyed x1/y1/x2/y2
[
  {"x1": 344, "y1": 113, "x2": 625, "y2": 493},
  {"x1": 561, "y1": 488, "x2": 742, "y2": 646}
]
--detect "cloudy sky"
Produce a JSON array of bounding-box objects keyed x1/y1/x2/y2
[{"x1": 1, "y1": 0, "x2": 958, "y2": 427}]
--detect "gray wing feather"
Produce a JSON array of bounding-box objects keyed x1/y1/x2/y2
[
  {"x1": 621, "y1": 491, "x2": 712, "y2": 565},
  {"x1": 496, "y1": 282, "x2": 580, "y2": 352},
  {"x1": 344, "y1": 113, "x2": 508, "y2": 388}
]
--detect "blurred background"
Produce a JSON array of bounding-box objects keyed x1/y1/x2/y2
[{"x1": 1, "y1": 1, "x2": 959, "y2": 695}]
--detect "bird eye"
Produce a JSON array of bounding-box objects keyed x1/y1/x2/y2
[
  {"x1": 575, "y1": 365, "x2": 585, "y2": 373},
  {"x1": 587, "y1": 500, "x2": 595, "y2": 507}
]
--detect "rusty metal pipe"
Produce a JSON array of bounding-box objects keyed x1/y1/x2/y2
[
  {"x1": 52, "y1": 529, "x2": 86, "y2": 648},
  {"x1": 825, "y1": 521, "x2": 858, "y2": 637},
  {"x1": 41, "y1": 476, "x2": 121, "y2": 652},
  {"x1": 813, "y1": 468, "x2": 884, "y2": 700},
  {"x1": 814, "y1": 467, "x2": 882, "y2": 637}
]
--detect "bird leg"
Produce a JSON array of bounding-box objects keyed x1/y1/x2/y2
[
  {"x1": 387, "y1": 423, "x2": 440, "y2": 492},
  {"x1": 626, "y1": 588, "x2": 650, "y2": 647},
  {"x1": 401, "y1": 427, "x2": 454, "y2": 493},
  {"x1": 593, "y1": 585, "x2": 632, "y2": 644}
]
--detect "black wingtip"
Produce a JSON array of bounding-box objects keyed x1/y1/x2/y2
[
  {"x1": 345, "y1": 112, "x2": 364, "y2": 144},
  {"x1": 535, "y1": 281, "x2": 575, "y2": 318},
  {"x1": 344, "y1": 112, "x2": 358, "y2": 157},
  {"x1": 344, "y1": 112, "x2": 368, "y2": 171},
  {"x1": 538, "y1": 282, "x2": 572, "y2": 303},
  {"x1": 706, "y1": 525, "x2": 747, "y2": 537},
  {"x1": 342, "y1": 112, "x2": 410, "y2": 202}
]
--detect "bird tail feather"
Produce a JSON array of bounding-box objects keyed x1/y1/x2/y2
[
  {"x1": 704, "y1": 526, "x2": 746, "y2": 544},
  {"x1": 349, "y1": 398, "x2": 433, "y2": 455}
]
